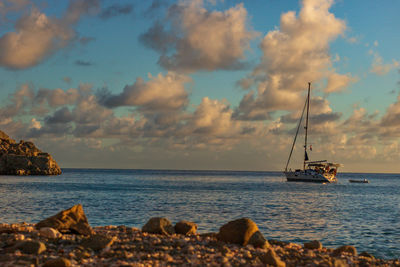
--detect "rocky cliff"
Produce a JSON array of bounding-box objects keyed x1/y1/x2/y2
[{"x1": 0, "y1": 130, "x2": 61, "y2": 175}]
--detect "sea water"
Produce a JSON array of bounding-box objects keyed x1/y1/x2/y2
[{"x1": 0, "y1": 169, "x2": 399, "y2": 259}]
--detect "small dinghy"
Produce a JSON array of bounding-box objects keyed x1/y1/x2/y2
[{"x1": 349, "y1": 179, "x2": 369, "y2": 183}]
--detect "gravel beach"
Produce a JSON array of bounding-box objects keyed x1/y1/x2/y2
[{"x1": 1, "y1": 222, "x2": 399, "y2": 267}]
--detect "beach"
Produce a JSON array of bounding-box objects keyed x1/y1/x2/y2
[{"x1": 1, "y1": 220, "x2": 399, "y2": 267}]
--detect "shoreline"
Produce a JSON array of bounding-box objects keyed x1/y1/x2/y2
[{"x1": 1, "y1": 222, "x2": 399, "y2": 267}]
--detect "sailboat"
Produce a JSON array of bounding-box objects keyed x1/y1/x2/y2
[{"x1": 284, "y1": 83, "x2": 342, "y2": 183}]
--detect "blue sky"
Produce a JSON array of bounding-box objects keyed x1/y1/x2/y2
[{"x1": 0, "y1": 0, "x2": 399, "y2": 172}]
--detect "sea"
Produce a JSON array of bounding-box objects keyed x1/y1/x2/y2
[{"x1": 0, "y1": 169, "x2": 399, "y2": 259}]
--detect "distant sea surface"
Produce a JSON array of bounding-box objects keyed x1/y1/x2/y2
[{"x1": 0, "y1": 169, "x2": 399, "y2": 259}]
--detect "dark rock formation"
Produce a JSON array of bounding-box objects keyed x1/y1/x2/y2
[
  {"x1": 174, "y1": 220, "x2": 197, "y2": 235},
  {"x1": 304, "y1": 240, "x2": 323, "y2": 250},
  {"x1": 142, "y1": 217, "x2": 175, "y2": 235},
  {"x1": 35, "y1": 204, "x2": 94, "y2": 235},
  {"x1": 333, "y1": 245, "x2": 357, "y2": 256},
  {"x1": 0, "y1": 130, "x2": 61, "y2": 175},
  {"x1": 217, "y1": 218, "x2": 269, "y2": 248}
]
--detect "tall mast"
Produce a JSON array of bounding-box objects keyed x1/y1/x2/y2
[{"x1": 303, "y1": 82, "x2": 311, "y2": 170}]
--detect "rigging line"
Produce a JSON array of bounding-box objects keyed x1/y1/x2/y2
[
  {"x1": 284, "y1": 97, "x2": 308, "y2": 172},
  {"x1": 303, "y1": 82, "x2": 311, "y2": 170}
]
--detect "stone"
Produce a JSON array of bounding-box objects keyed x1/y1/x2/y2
[
  {"x1": 333, "y1": 245, "x2": 357, "y2": 256},
  {"x1": 80, "y1": 234, "x2": 116, "y2": 251},
  {"x1": 0, "y1": 130, "x2": 61, "y2": 176},
  {"x1": 359, "y1": 251, "x2": 375, "y2": 259},
  {"x1": 247, "y1": 230, "x2": 270, "y2": 249},
  {"x1": 43, "y1": 257, "x2": 71, "y2": 267},
  {"x1": 13, "y1": 240, "x2": 46, "y2": 254},
  {"x1": 40, "y1": 227, "x2": 62, "y2": 239},
  {"x1": 142, "y1": 217, "x2": 175, "y2": 235},
  {"x1": 304, "y1": 240, "x2": 323, "y2": 250},
  {"x1": 217, "y1": 218, "x2": 259, "y2": 246},
  {"x1": 35, "y1": 204, "x2": 93, "y2": 235},
  {"x1": 333, "y1": 258, "x2": 349, "y2": 267},
  {"x1": 260, "y1": 248, "x2": 286, "y2": 267},
  {"x1": 174, "y1": 221, "x2": 197, "y2": 235}
]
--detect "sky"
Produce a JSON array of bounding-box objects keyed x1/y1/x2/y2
[{"x1": 0, "y1": 0, "x2": 399, "y2": 172}]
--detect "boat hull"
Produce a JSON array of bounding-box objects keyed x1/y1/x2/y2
[{"x1": 284, "y1": 171, "x2": 337, "y2": 183}]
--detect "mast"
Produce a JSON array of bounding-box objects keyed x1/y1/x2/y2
[{"x1": 303, "y1": 82, "x2": 311, "y2": 170}]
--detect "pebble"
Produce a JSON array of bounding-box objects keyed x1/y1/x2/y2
[{"x1": 0, "y1": 223, "x2": 397, "y2": 266}]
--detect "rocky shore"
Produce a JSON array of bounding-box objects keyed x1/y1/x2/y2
[
  {"x1": 0, "y1": 205, "x2": 399, "y2": 266},
  {"x1": 0, "y1": 130, "x2": 61, "y2": 176}
]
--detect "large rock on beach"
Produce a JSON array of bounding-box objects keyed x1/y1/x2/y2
[
  {"x1": 80, "y1": 234, "x2": 116, "y2": 251},
  {"x1": 43, "y1": 257, "x2": 71, "y2": 267},
  {"x1": 0, "y1": 130, "x2": 61, "y2": 175},
  {"x1": 304, "y1": 240, "x2": 323, "y2": 250},
  {"x1": 10, "y1": 240, "x2": 46, "y2": 254},
  {"x1": 217, "y1": 218, "x2": 269, "y2": 248},
  {"x1": 174, "y1": 220, "x2": 197, "y2": 235},
  {"x1": 39, "y1": 227, "x2": 62, "y2": 239},
  {"x1": 142, "y1": 217, "x2": 175, "y2": 235},
  {"x1": 333, "y1": 245, "x2": 357, "y2": 256},
  {"x1": 260, "y1": 248, "x2": 286, "y2": 267},
  {"x1": 35, "y1": 204, "x2": 93, "y2": 235}
]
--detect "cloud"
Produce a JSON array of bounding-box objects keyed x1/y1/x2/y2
[
  {"x1": 380, "y1": 93, "x2": 400, "y2": 128},
  {"x1": 325, "y1": 73, "x2": 357, "y2": 93},
  {"x1": 75, "y1": 60, "x2": 93, "y2": 66},
  {"x1": 0, "y1": 0, "x2": 99, "y2": 70},
  {"x1": 235, "y1": 0, "x2": 354, "y2": 120},
  {"x1": 140, "y1": 1, "x2": 257, "y2": 72},
  {"x1": 35, "y1": 88, "x2": 80, "y2": 107},
  {"x1": 99, "y1": 72, "x2": 191, "y2": 111},
  {"x1": 0, "y1": 83, "x2": 34, "y2": 119},
  {"x1": 369, "y1": 50, "x2": 399, "y2": 76},
  {"x1": 44, "y1": 107, "x2": 74, "y2": 124},
  {"x1": 189, "y1": 97, "x2": 238, "y2": 135},
  {"x1": 99, "y1": 3, "x2": 133, "y2": 20}
]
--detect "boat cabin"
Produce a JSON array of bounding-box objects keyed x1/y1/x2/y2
[{"x1": 306, "y1": 160, "x2": 342, "y2": 175}]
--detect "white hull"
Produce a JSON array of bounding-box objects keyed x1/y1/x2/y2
[{"x1": 284, "y1": 170, "x2": 337, "y2": 183}]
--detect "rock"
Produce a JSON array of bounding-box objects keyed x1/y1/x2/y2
[
  {"x1": 359, "y1": 251, "x2": 375, "y2": 259},
  {"x1": 217, "y1": 218, "x2": 260, "y2": 246},
  {"x1": 247, "y1": 230, "x2": 270, "y2": 249},
  {"x1": 142, "y1": 217, "x2": 175, "y2": 235},
  {"x1": 333, "y1": 245, "x2": 357, "y2": 256},
  {"x1": 80, "y1": 234, "x2": 116, "y2": 251},
  {"x1": 13, "y1": 240, "x2": 46, "y2": 254},
  {"x1": 333, "y1": 258, "x2": 349, "y2": 267},
  {"x1": 304, "y1": 240, "x2": 323, "y2": 250},
  {"x1": 260, "y1": 248, "x2": 286, "y2": 267},
  {"x1": 36, "y1": 204, "x2": 93, "y2": 235},
  {"x1": 174, "y1": 221, "x2": 197, "y2": 235},
  {"x1": 40, "y1": 227, "x2": 62, "y2": 239},
  {"x1": 43, "y1": 257, "x2": 71, "y2": 267},
  {"x1": 0, "y1": 130, "x2": 61, "y2": 176}
]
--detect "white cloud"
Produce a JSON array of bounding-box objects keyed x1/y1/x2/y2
[
  {"x1": 236, "y1": 0, "x2": 354, "y2": 120},
  {"x1": 140, "y1": 1, "x2": 257, "y2": 72},
  {"x1": 369, "y1": 50, "x2": 399, "y2": 76},
  {"x1": 0, "y1": 0, "x2": 99, "y2": 70},
  {"x1": 100, "y1": 72, "x2": 191, "y2": 111}
]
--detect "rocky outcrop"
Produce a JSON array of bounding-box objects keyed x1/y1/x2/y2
[
  {"x1": 304, "y1": 240, "x2": 323, "y2": 250},
  {"x1": 0, "y1": 130, "x2": 61, "y2": 175},
  {"x1": 142, "y1": 217, "x2": 175, "y2": 235},
  {"x1": 174, "y1": 220, "x2": 197, "y2": 235},
  {"x1": 217, "y1": 218, "x2": 270, "y2": 248},
  {"x1": 35, "y1": 204, "x2": 93, "y2": 235}
]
